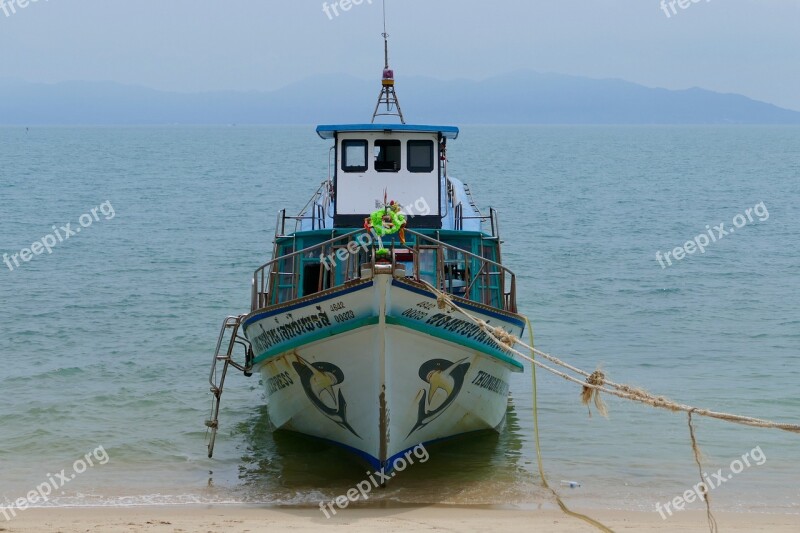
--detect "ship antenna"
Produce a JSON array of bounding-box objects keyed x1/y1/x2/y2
[
  {"x1": 371, "y1": 0, "x2": 405, "y2": 124},
  {"x1": 382, "y1": 1, "x2": 391, "y2": 71}
]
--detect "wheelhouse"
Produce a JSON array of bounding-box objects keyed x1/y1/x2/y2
[{"x1": 316, "y1": 124, "x2": 459, "y2": 229}]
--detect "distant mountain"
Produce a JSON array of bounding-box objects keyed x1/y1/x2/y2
[{"x1": 1, "y1": 72, "x2": 799, "y2": 125}]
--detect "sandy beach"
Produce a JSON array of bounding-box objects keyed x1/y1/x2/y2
[{"x1": 3, "y1": 506, "x2": 797, "y2": 533}]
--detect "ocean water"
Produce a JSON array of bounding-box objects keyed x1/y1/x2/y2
[{"x1": 1, "y1": 125, "x2": 798, "y2": 516}]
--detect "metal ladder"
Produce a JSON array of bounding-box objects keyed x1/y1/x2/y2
[{"x1": 205, "y1": 314, "x2": 253, "y2": 458}]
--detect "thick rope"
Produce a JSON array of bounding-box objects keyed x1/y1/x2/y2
[
  {"x1": 418, "y1": 280, "x2": 800, "y2": 434},
  {"x1": 527, "y1": 318, "x2": 615, "y2": 533},
  {"x1": 688, "y1": 411, "x2": 718, "y2": 533}
]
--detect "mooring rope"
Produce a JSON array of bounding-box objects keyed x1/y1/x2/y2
[
  {"x1": 688, "y1": 411, "x2": 718, "y2": 533},
  {"x1": 417, "y1": 280, "x2": 800, "y2": 533},
  {"x1": 419, "y1": 280, "x2": 800, "y2": 435},
  {"x1": 526, "y1": 318, "x2": 615, "y2": 532}
]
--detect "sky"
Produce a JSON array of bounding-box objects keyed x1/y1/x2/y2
[{"x1": 1, "y1": 0, "x2": 799, "y2": 111}]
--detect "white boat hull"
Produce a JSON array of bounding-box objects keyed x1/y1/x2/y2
[{"x1": 242, "y1": 272, "x2": 525, "y2": 471}]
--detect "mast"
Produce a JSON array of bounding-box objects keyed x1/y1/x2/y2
[{"x1": 371, "y1": 0, "x2": 405, "y2": 124}]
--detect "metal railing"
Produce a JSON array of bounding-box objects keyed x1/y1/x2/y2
[
  {"x1": 453, "y1": 203, "x2": 501, "y2": 239},
  {"x1": 275, "y1": 181, "x2": 332, "y2": 238},
  {"x1": 252, "y1": 229, "x2": 365, "y2": 311},
  {"x1": 252, "y1": 228, "x2": 517, "y2": 314},
  {"x1": 405, "y1": 229, "x2": 516, "y2": 312}
]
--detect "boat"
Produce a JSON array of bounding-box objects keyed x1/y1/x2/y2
[{"x1": 206, "y1": 21, "x2": 526, "y2": 476}]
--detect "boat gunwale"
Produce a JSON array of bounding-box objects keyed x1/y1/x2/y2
[
  {"x1": 244, "y1": 277, "x2": 373, "y2": 327},
  {"x1": 245, "y1": 275, "x2": 525, "y2": 371}
]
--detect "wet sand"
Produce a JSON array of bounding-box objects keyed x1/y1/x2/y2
[{"x1": 3, "y1": 505, "x2": 797, "y2": 532}]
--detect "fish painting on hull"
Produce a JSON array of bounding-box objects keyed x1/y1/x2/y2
[
  {"x1": 407, "y1": 358, "x2": 471, "y2": 438},
  {"x1": 291, "y1": 354, "x2": 361, "y2": 438}
]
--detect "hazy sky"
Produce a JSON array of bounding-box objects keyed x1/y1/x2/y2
[{"x1": 1, "y1": 0, "x2": 799, "y2": 110}]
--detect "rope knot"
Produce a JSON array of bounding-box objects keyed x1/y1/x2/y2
[
  {"x1": 586, "y1": 370, "x2": 605, "y2": 387},
  {"x1": 581, "y1": 370, "x2": 608, "y2": 417},
  {"x1": 491, "y1": 326, "x2": 518, "y2": 350},
  {"x1": 436, "y1": 293, "x2": 449, "y2": 310}
]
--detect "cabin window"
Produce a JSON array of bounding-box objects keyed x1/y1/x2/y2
[
  {"x1": 407, "y1": 140, "x2": 434, "y2": 173},
  {"x1": 342, "y1": 140, "x2": 368, "y2": 172},
  {"x1": 374, "y1": 140, "x2": 401, "y2": 172}
]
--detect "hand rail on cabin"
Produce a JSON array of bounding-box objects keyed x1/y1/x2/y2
[
  {"x1": 452, "y1": 201, "x2": 501, "y2": 239},
  {"x1": 274, "y1": 209, "x2": 286, "y2": 239},
  {"x1": 490, "y1": 207, "x2": 499, "y2": 240},
  {"x1": 327, "y1": 146, "x2": 335, "y2": 182},
  {"x1": 287, "y1": 180, "x2": 333, "y2": 234},
  {"x1": 296, "y1": 180, "x2": 326, "y2": 217}
]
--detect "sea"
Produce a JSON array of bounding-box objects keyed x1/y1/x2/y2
[{"x1": 1, "y1": 125, "x2": 798, "y2": 517}]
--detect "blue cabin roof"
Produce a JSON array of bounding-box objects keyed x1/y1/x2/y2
[{"x1": 316, "y1": 123, "x2": 459, "y2": 140}]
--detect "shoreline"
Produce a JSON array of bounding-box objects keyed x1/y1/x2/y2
[{"x1": 3, "y1": 505, "x2": 799, "y2": 532}]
